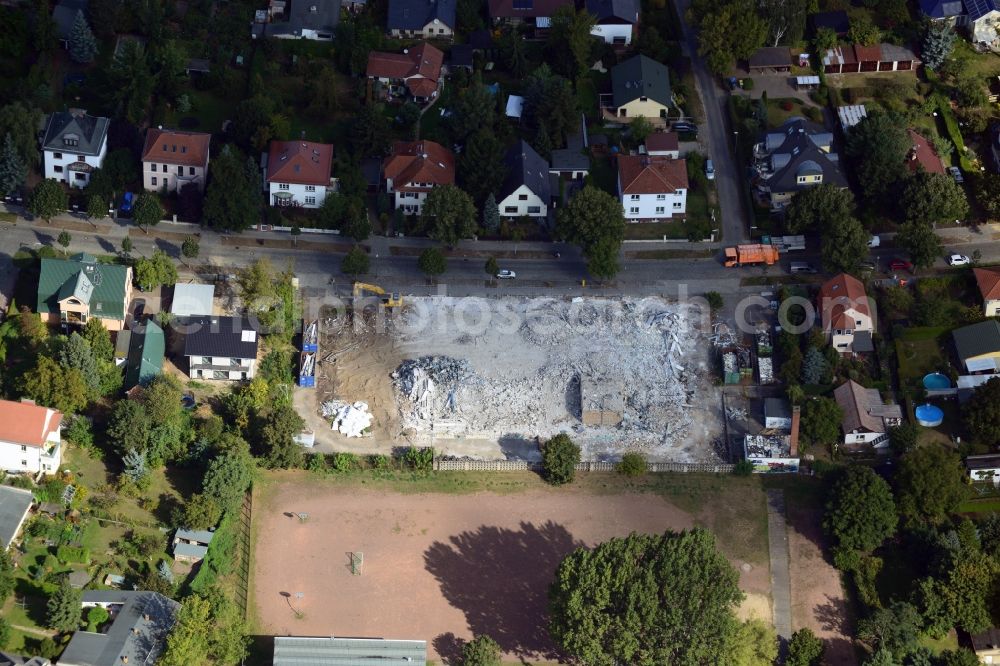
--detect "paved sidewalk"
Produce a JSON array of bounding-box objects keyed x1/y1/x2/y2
[{"x1": 766, "y1": 489, "x2": 792, "y2": 645}]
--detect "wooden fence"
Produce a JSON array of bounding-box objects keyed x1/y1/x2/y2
[{"x1": 432, "y1": 459, "x2": 735, "y2": 474}]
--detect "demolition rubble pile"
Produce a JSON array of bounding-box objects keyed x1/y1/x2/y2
[
  {"x1": 321, "y1": 401, "x2": 373, "y2": 437},
  {"x1": 388, "y1": 297, "x2": 710, "y2": 456}
]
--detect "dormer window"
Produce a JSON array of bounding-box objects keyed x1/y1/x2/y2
[{"x1": 63, "y1": 133, "x2": 79, "y2": 147}]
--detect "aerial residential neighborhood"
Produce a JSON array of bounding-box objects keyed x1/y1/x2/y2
[{"x1": 4, "y1": 0, "x2": 1000, "y2": 664}]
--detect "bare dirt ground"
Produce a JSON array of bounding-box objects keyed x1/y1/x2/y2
[
  {"x1": 251, "y1": 474, "x2": 769, "y2": 663},
  {"x1": 787, "y1": 503, "x2": 857, "y2": 665}
]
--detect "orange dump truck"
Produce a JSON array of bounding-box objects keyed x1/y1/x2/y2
[{"x1": 724, "y1": 244, "x2": 781, "y2": 267}]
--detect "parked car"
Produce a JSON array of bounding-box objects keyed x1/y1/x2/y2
[
  {"x1": 705, "y1": 159, "x2": 715, "y2": 180},
  {"x1": 889, "y1": 258, "x2": 913, "y2": 272},
  {"x1": 496, "y1": 269, "x2": 516, "y2": 279},
  {"x1": 672, "y1": 122, "x2": 698, "y2": 134},
  {"x1": 120, "y1": 192, "x2": 134, "y2": 214},
  {"x1": 858, "y1": 262, "x2": 876, "y2": 272},
  {"x1": 948, "y1": 166, "x2": 964, "y2": 184},
  {"x1": 867, "y1": 235, "x2": 880, "y2": 248},
  {"x1": 789, "y1": 262, "x2": 817, "y2": 274},
  {"x1": 948, "y1": 254, "x2": 971, "y2": 266}
]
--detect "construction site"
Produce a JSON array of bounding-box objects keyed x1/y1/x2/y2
[{"x1": 297, "y1": 295, "x2": 725, "y2": 462}]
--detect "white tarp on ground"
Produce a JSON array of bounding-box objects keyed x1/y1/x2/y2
[
  {"x1": 322, "y1": 401, "x2": 373, "y2": 437},
  {"x1": 505, "y1": 95, "x2": 524, "y2": 118}
]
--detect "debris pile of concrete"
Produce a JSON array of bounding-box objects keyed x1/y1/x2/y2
[{"x1": 321, "y1": 401, "x2": 373, "y2": 437}]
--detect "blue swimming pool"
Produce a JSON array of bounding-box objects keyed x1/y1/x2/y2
[
  {"x1": 923, "y1": 373, "x2": 951, "y2": 390},
  {"x1": 915, "y1": 404, "x2": 944, "y2": 427}
]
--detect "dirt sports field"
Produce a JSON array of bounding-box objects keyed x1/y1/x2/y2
[{"x1": 251, "y1": 473, "x2": 771, "y2": 662}]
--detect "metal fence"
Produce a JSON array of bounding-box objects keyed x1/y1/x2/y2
[{"x1": 432, "y1": 459, "x2": 735, "y2": 474}]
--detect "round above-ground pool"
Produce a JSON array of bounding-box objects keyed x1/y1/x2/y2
[
  {"x1": 923, "y1": 372, "x2": 951, "y2": 390},
  {"x1": 916, "y1": 403, "x2": 945, "y2": 427}
]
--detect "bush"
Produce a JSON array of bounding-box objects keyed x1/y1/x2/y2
[
  {"x1": 55, "y1": 546, "x2": 90, "y2": 564},
  {"x1": 827, "y1": 86, "x2": 842, "y2": 107},
  {"x1": 541, "y1": 434, "x2": 580, "y2": 485},
  {"x1": 306, "y1": 453, "x2": 327, "y2": 474},
  {"x1": 742, "y1": 78, "x2": 754, "y2": 90},
  {"x1": 780, "y1": 100, "x2": 794, "y2": 111},
  {"x1": 733, "y1": 459, "x2": 754, "y2": 476},
  {"x1": 403, "y1": 447, "x2": 434, "y2": 473},
  {"x1": 617, "y1": 452, "x2": 647, "y2": 477},
  {"x1": 803, "y1": 106, "x2": 822, "y2": 123},
  {"x1": 332, "y1": 452, "x2": 358, "y2": 472},
  {"x1": 704, "y1": 291, "x2": 723, "y2": 310},
  {"x1": 85, "y1": 605, "x2": 109, "y2": 632}
]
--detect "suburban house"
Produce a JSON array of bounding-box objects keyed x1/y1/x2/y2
[
  {"x1": 182, "y1": 316, "x2": 261, "y2": 381},
  {"x1": 366, "y1": 42, "x2": 444, "y2": 104},
  {"x1": 834, "y1": 380, "x2": 902, "y2": 449},
  {"x1": 905, "y1": 128, "x2": 944, "y2": 174},
  {"x1": 251, "y1": 0, "x2": 339, "y2": 40},
  {"x1": 818, "y1": 273, "x2": 874, "y2": 354},
  {"x1": 616, "y1": 155, "x2": 688, "y2": 221},
  {"x1": 953, "y1": 319, "x2": 1000, "y2": 373},
  {"x1": 36, "y1": 253, "x2": 133, "y2": 331},
  {"x1": 123, "y1": 320, "x2": 165, "y2": 391},
  {"x1": 972, "y1": 626, "x2": 1000, "y2": 664},
  {"x1": 497, "y1": 140, "x2": 551, "y2": 219},
  {"x1": 549, "y1": 131, "x2": 590, "y2": 181},
  {"x1": 969, "y1": 0, "x2": 1000, "y2": 44},
  {"x1": 605, "y1": 55, "x2": 671, "y2": 121},
  {"x1": 967, "y1": 454, "x2": 1000, "y2": 485},
  {"x1": 387, "y1": 0, "x2": 456, "y2": 39},
  {"x1": 753, "y1": 117, "x2": 847, "y2": 210},
  {"x1": 487, "y1": 0, "x2": 573, "y2": 28},
  {"x1": 0, "y1": 400, "x2": 62, "y2": 476},
  {"x1": 976, "y1": 266, "x2": 1000, "y2": 315},
  {"x1": 53, "y1": 0, "x2": 88, "y2": 48},
  {"x1": 748, "y1": 47, "x2": 792, "y2": 74},
  {"x1": 382, "y1": 140, "x2": 456, "y2": 214},
  {"x1": 0, "y1": 486, "x2": 36, "y2": 551},
  {"x1": 644, "y1": 132, "x2": 679, "y2": 157},
  {"x1": 264, "y1": 140, "x2": 334, "y2": 209},
  {"x1": 821, "y1": 43, "x2": 919, "y2": 74},
  {"x1": 60, "y1": 591, "x2": 179, "y2": 666},
  {"x1": 273, "y1": 637, "x2": 427, "y2": 666},
  {"x1": 141, "y1": 128, "x2": 211, "y2": 193},
  {"x1": 172, "y1": 528, "x2": 214, "y2": 563},
  {"x1": 919, "y1": 0, "x2": 966, "y2": 23},
  {"x1": 586, "y1": 0, "x2": 639, "y2": 45},
  {"x1": 41, "y1": 109, "x2": 109, "y2": 188}
]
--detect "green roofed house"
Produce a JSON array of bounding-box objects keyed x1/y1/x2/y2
[
  {"x1": 123, "y1": 320, "x2": 164, "y2": 391},
  {"x1": 607, "y1": 54, "x2": 671, "y2": 121},
  {"x1": 37, "y1": 253, "x2": 133, "y2": 331}
]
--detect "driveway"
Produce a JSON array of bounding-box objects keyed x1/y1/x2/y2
[{"x1": 674, "y1": 0, "x2": 750, "y2": 242}]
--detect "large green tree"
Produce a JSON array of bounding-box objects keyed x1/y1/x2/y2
[
  {"x1": 350, "y1": 104, "x2": 393, "y2": 158},
  {"x1": 901, "y1": 171, "x2": 969, "y2": 225},
  {"x1": 203, "y1": 146, "x2": 259, "y2": 232},
  {"x1": 28, "y1": 179, "x2": 68, "y2": 223},
  {"x1": 845, "y1": 112, "x2": 909, "y2": 202},
  {"x1": 896, "y1": 446, "x2": 970, "y2": 525},
  {"x1": 965, "y1": 377, "x2": 1000, "y2": 444},
  {"x1": 107, "y1": 39, "x2": 153, "y2": 124},
  {"x1": 160, "y1": 589, "x2": 249, "y2": 666},
  {"x1": 202, "y1": 449, "x2": 255, "y2": 514},
  {"x1": 460, "y1": 130, "x2": 507, "y2": 205},
  {"x1": 0, "y1": 134, "x2": 26, "y2": 197},
  {"x1": 549, "y1": 529, "x2": 743, "y2": 665},
  {"x1": 0, "y1": 102, "x2": 43, "y2": 167},
  {"x1": 450, "y1": 80, "x2": 496, "y2": 142},
  {"x1": 784, "y1": 184, "x2": 855, "y2": 234},
  {"x1": 58, "y1": 333, "x2": 100, "y2": 399},
  {"x1": 824, "y1": 466, "x2": 897, "y2": 553},
  {"x1": 786, "y1": 628, "x2": 824, "y2": 666},
  {"x1": 522, "y1": 65, "x2": 578, "y2": 148},
  {"x1": 257, "y1": 404, "x2": 305, "y2": 469},
  {"x1": 132, "y1": 192, "x2": 164, "y2": 228},
  {"x1": 68, "y1": 10, "x2": 97, "y2": 63},
  {"x1": 820, "y1": 214, "x2": 869, "y2": 275},
  {"x1": 134, "y1": 249, "x2": 178, "y2": 291},
  {"x1": 46, "y1": 578, "x2": 82, "y2": 632},
  {"x1": 896, "y1": 220, "x2": 942, "y2": 272},
  {"x1": 800, "y1": 396, "x2": 843, "y2": 449},
  {"x1": 20, "y1": 357, "x2": 88, "y2": 414},
  {"x1": 727, "y1": 618, "x2": 778, "y2": 666},
  {"x1": 418, "y1": 247, "x2": 448, "y2": 276},
  {"x1": 692, "y1": 0, "x2": 768, "y2": 75},
  {"x1": 462, "y1": 635, "x2": 502, "y2": 666},
  {"x1": 541, "y1": 433, "x2": 580, "y2": 485},
  {"x1": 556, "y1": 186, "x2": 625, "y2": 279},
  {"x1": 423, "y1": 185, "x2": 477, "y2": 246},
  {"x1": 922, "y1": 21, "x2": 956, "y2": 70},
  {"x1": 547, "y1": 6, "x2": 597, "y2": 80}
]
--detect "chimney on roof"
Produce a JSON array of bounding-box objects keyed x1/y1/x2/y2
[
  {"x1": 122, "y1": 658, "x2": 129, "y2": 664},
  {"x1": 790, "y1": 406, "x2": 801, "y2": 457}
]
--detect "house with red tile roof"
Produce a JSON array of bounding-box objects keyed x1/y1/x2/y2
[
  {"x1": 366, "y1": 43, "x2": 443, "y2": 104},
  {"x1": 616, "y1": 155, "x2": 688, "y2": 220},
  {"x1": 264, "y1": 140, "x2": 334, "y2": 209},
  {"x1": 383, "y1": 140, "x2": 455, "y2": 214},
  {"x1": 975, "y1": 266, "x2": 1000, "y2": 316},
  {"x1": 905, "y1": 129, "x2": 944, "y2": 175},
  {"x1": 142, "y1": 128, "x2": 212, "y2": 193},
  {"x1": 0, "y1": 399, "x2": 63, "y2": 475},
  {"x1": 818, "y1": 273, "x2": 874, "y2": 354}
]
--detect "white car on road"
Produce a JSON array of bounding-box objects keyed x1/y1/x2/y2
[
  {"x1": 496, "y1": 269, "x2": 516, "y2": 279},
  {"x1": 947, "y1": 254, "x2": 970, "y2": 266}
]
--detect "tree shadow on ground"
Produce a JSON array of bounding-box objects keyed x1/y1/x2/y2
[
  {"x1": 431, "y1": 632, "x2": 463, "y2": 665},
  {"x1": 423, "y1": 521, "x2": 584, "y2": 660}
]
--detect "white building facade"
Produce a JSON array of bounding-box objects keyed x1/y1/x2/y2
[
  {"x1": 41, "y1": 110, "x2": 109, "y2": 189},
  {"x1": 0, "y1": 401, "x2": 63, "y2": 475},
  {"x1": 187, "y1": 354, "x2": 257, "y2": 381},
  {"x1": 498, "y1": 185, "x2": 547, "y2": 218}
]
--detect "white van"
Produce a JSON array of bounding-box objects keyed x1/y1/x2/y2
[{"x1": 789, "y1": 262, "x2": 818, "y2": 274}]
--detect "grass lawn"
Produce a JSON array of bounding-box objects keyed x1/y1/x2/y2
[
  {"x1": 766, "y1": 98, "x2": 815, "y2": 128},
  {"x1": 183, "y1": 89, "x2": 232, "y2": 134},
  {"x1": 576, "y1": 75, "x2": 599, "y2": 119},
  {"x1": 589, "y1": 155, "x2": 617, "y2": 195},
  {"x1": 624, "y1": 220, "x2": 688, "y2": 240},
  {"x1": 0, "y1": 212, "x2": 16, "y2": 223},
  {"x1": 917, "y1": 630, "x2": 959, "y2": 655},
  {"x1": 894, "y1": 327, "x2": 951, "y2": 390}
]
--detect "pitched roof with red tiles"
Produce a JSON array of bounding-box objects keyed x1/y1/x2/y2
[
  {"x1": 644, "y1": 132, "x2": 679, "y2": 153},
  {"x1": 853, "y1": 44, "x2": 883, "y2": 63},
  {"x1": 819, "y1": 273, "x2": 871, "y2": 330},
  {"x1": 488, "y1": 0, "x2": 573, "y2": 18},
  {"x1": 383, "y1": 140, "x2": 455, "y2": 191},
  {"x1": 142, "y1": 128, "x2": 211, "y2": 168},
  {"x1": 617, "y1": 155, "x2": 688, "y2": 195},
  {"x1": 0, "y1": 400, "x2": 62, "y2": 448},
  {"x1": 975, "y1": 266, "x2": 1000, "y2": 301},
  {"x1": 905, "y1": 129, "x2": 944, "y2": 175},
  {"x1": 366, "y1": 42, "x2": 443, "y2": 83},
  {"x1": 265, "y1": 140, "x2": 334, "y2": 186}
]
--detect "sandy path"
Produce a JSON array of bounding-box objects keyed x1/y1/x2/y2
[{"x1": 253, "y1": 480, "x2": 763, "y2": 662}]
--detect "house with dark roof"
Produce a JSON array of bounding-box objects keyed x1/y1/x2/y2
[
  {"x1": 41, "y1": 109, "x2": 109, "y2": 189},
  {"x1": 753, "y1": 117, "x2": 846, "y2": 210},
  {"x1": 366, "y1": 42, "x2": 444, "y2": 104},
  {"x1": 264, "y1": 140, "x2": 334, "y2": 208},
  {"x1": 953, "y1": 319, "x2": 1000, "y2": 373},
  {"x1": 498, "y1": 140, "x2": 551, "y2": 219},
  {"x1": 387, "y1": 0, "x2": 456, "y2": 39},
  {"x1": 182, "y1": 316, "x2": 260, "y2": 380},
  {"x1": 919, "y1": 0, "x2": 965, "y2": 22},
  {"x1": 905, "y1": 128, "x2": 945, "y2": 175},
  {"x1": 60, "y1": 591, "x2": 179, "y2": 666},
  {"x1": 0, "y1": 486, "x2": 37, "y2": 550},
  {"x1": 972, "y1": 626, "x2": 1000, "y2": 663},
  {"x1": 0, "y1": 652, "x2": 50, "y2": 665},
  {"x1": 616, "y1": 155, "x2": 688, "y2": 220},
  {"x1": 141, "y1": 128, "x2": 211, "y2": 193},
  {"x1": 967, "y1": 454, "x2": 1000, "y2": 485},
  {"x1": 833, "y1": 380, "x2": 902, "y2": 449},
  {"x1": 53, "y1": 0, "x2": 88, "y2": 47},
  {"x1": 818, "y1": 273, "x2": 874, "y2": 353},
  {"x1": 488, "y1": 0, "x2": 573, "y2": 28},
  {"x1": 975, "y1": 266, "x2": 1000, "y2": 316},
  {"x1": 0, "y1": 400, "x2": 63, "y2": 476},
  {"x1": 124, "y1": 320, "x2": 164, "y2": 391},
  {"x1": 810, "y1": 10, "x2": 849, "y2": 35},
  {"x1": 172, "y1": 528, "x2": 214, "y2": 563},
  {"x1": 273, "y1": 637, "x2": 428, "y2": 666},
  {"x1": 587, "y1": 0, "x2": 639, "y2": 45},
  {"x1": 37, "y1": 253, "x2": 133, "y2": 331},
  {"x1": 968, "y1": 0, "x2": 1000, "y2": 43},
  {"x1": 644, "y1": 132, "x2": 679, "y2": 157},
  {"x1": 748, "y1": 47, "x2": 792, "y2": 73},
  {"x1": 606, "y1": 55, "x2": 671, "y2": 121},
  {"x1": 251, "y1": 0, "x2": 339, "y2": 40},
  {"x1": 383, "y1": 140, "x2": 455, "y2": 214}
]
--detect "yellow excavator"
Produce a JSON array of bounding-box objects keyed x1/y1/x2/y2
[{"x1": 352, "y1": 282, "x2": 403, "y2": 308}]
